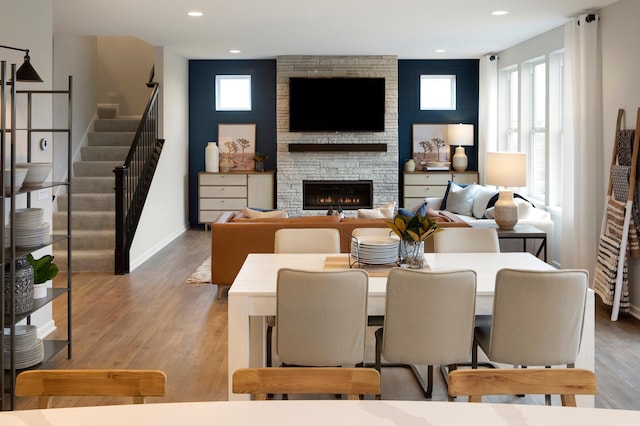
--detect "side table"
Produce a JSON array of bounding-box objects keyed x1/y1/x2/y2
[{"x1": 470, "y1": 223, "x2": 547, "y2": 262}]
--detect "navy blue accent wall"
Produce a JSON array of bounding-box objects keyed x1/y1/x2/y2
[
  {"x1": 188, "y1": 60, "x2": 277, "y2": 227},
  {"x1": 398, "y1": 59, "x2": 479, "y2": 178}
]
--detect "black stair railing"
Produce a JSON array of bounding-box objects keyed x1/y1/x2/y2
[{"x1": 114, "y1": 67, "x2": 165, "y2": 274}]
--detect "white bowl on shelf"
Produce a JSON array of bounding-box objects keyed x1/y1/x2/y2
[
  {"x1": 4, "y1": 167, "x2": 28, "y2": 192},
  {"x1": 16, "y1": 162, "x2": 52, "y2": 186}
]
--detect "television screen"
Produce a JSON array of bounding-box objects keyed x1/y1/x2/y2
[{"x1": 289, "y1": 77, "x2": 385, "y2": 132}]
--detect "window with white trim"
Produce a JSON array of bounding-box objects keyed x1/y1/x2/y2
[
  {"x1": 420, "y1": 75, "x2": 456, "y2": 110},
  {"x1": 215, "y1": 75, "x2": 252, "y2": 111}
]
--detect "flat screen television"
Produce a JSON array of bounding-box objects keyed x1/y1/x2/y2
[{"x1": 289, "y1": 77, "x2": 385, "y2": 132}]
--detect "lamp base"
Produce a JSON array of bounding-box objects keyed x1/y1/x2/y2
[
  {"x1": 452, "y1": 146, "x2": 468, "y2": 172},
  {"x1": 494, "y1": 189, "x2": 518, "y2": 230}
]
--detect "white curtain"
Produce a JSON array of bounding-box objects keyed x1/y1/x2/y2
[
  {"x1": 478, "y1": 55, "x2": 498, "y2": 184},
  {"x1": 562, "y1": 14, "x2": 602, "y2": 275}
]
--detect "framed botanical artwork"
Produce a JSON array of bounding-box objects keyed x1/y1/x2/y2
[
  {"x1": 217, "y1": 124, "x2": 256, "y2": 171},
  {"x1": 412, "y1": 124, "x2": 451, "y2": 167}
]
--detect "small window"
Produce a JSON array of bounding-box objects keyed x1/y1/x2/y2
[
  {"x1": 420, "y1": 75, "x2": 456, "y2": 110},
  {"x1": 215, "y1": 75, "x2": 251, "y2": 111}
]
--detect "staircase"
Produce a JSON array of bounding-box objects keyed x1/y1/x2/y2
[{"x1": 53, "y1": 104, "x2": 139, "y2": 272}]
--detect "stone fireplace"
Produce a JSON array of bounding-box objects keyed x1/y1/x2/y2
[
  {"x1": 276, "y1": 55, "x2": 399, "y2": 217},
  {"x1": 303, "y1": 180, "x2": 373, "y2": 211}
]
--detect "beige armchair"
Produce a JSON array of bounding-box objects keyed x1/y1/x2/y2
[{"x1": 375, "y1": 268, "x2": 476, "y2": 398}]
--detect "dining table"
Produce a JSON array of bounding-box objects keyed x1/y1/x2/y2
[
  {"x1": 1, "y1": 400, "x2": 635, "y2": 425},
  {"x1": 227, "y1": 253, "x2": 595, "y2": 405}
]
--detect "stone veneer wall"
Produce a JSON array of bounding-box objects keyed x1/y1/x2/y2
[{"x1": 276, "y1": 55, "x2": 399, "y2": 217}]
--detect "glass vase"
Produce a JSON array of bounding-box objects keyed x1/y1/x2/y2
[
  {"x1": 4, "y1": 256, "x2": 35, "y2": 314},
  {"x1": 399, "y1": 239, "x2": 425, "y2": 269}
]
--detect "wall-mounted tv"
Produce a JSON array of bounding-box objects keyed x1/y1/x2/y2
[{"x1": 289, "y1": 77, "x2": 385, "y2": 132}]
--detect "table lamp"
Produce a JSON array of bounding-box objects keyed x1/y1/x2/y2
[
  {"x1": 448, "y1": 123, "x2": 474, "y2": 172},
  {"x1": 485, "y1": 152, "x2": 527, "y2": 230}
]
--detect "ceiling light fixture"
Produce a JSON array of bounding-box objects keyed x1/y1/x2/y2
[
  {"x1": 491, "y1": 10, "x2": 509, "y2": 16},
  {"x1": 435, "y1": 49, "x2": 446, "y2": 53},
  {"x1": 188, "y1": 11, "x2": 204, "y2": 17},
  {"x1": 229, "y1": 50, "x2": 242, "y2": 54}
]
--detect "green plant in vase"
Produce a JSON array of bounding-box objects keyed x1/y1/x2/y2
[
  {"x1": 253, "y1": 151, "x2": 269, "y2": 172},
  {"x1": 27, "y1": 254, "x2": 59, "y2": 284},
  {"x1": 386, "y1": 212, "x2": 439, "y2": 269}
]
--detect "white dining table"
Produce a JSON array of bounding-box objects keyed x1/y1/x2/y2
[
  {"x1": 1, "y1": 400, "x2": 635, "y2": 426},
  {"x1": 228, "y1": 253, "x2": 595, "y2": 405}
]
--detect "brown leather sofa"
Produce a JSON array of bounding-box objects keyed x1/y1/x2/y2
[{"x1": 210, "y1": 211, "x2": 468, "y2": 292}]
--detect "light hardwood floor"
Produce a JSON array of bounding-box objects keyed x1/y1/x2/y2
[{"x1": 13, "y1": 228, "x2": 640, "y2": 409}]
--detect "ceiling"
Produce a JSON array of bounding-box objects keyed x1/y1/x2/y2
[{"x1": 52, "y1": 0, "x2": 618, "y2": 60}]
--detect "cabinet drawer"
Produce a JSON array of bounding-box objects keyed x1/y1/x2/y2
[
  {"x1": 200, "y1": 198, "x2": 247, "y2": 210},
  {"x1": 405, "y1": 185, "x2": 447, "y2": 198},
  {"x1": 199, "y1": 210, "x2": 227, "y2": 223},
  {"x1": 200, "y1": 173, "x2": 247, "y2": 186},
  {"x1": 452, "y1": 173, "x2": 478, "y2": 185},
  {"x1": 404, "y1": 173, "x2": 452, "y2": 185},
  {"x1": 200, "y1": 186, "x2": 247, "y2": 198}
]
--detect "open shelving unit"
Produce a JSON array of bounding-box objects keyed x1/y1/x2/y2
[{"x1": 0, "y1": 61, "x2": 72, "y2": 410}]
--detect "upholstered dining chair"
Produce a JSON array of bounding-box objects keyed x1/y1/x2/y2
[
  {"x1": 448, "y1": 368, "x2": 597, "y2": 406},
  {"x1": 232, "y1": 367, "x2": 381, "y2": 400},
  {"x1": 274, "y1": 228, "x2": 341, "y2": 253},
  {"x1": 15, "y1": 369, "x2": 167, "y2": 408},
  {"x1": 472, "y1": 268, "x2": 589, "y2": 405},
  {"x1": 433, "y1": 227, "x2": 500, "y2": 253},
  {"x1": 276, "y1": 268, "x2": 369, "y2": 368},
  {"x1": 375, "y1": 268, "x2": 477, "y2": 398},
  {"x1": 267, "y1": 228, "x2": 343, "y2": 366}
]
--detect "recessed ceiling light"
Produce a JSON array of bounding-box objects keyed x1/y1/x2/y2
[
  {"x1": 188, "y1": 11, "x2": 204, "y2": 17},
  {"x1": 435, "y1": 49, "x2": 446, "y2": 53},
  {"x1": 229, "y1": 49, "x2": 242, "y2": 54},
  {"x1": 491, "y1": 10, "x2": 509, "y2": 16}
]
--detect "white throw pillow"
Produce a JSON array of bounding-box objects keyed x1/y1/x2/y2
[
  {"x1": 445, "y1": 184, "x2": 477, "y2": 217},
  {"x1": 242, "y1": 207, "x2": 289, "y2": 219},
  {"x1": 357, "y1": 201, "x2": 396, "y2": 219},
  {"x1": 473, "y1": 186, "x2": 498, "y2": 219}
]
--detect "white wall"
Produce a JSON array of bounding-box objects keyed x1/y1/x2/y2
[
  {"x1": 601, "y1": 0, "x2": 640, "y2": 318},
  {"x1": 128, "y1": 47, "x2": 190, "y2": 269}
]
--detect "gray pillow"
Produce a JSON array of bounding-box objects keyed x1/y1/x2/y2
[{"x1": 445, "y1": 183, "x2": 477, "y2": 217}]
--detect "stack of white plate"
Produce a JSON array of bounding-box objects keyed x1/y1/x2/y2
[
  {"x1": 2, "y1": 325, "x2": 44, "y2": 369},
  {"x1": 351, "y1": 235, "x2": 400, "y2": 265},
  {"x1": 5, "y1": 208, "x2": 49, "y2": 247},
  {"x1": 16, "y1": 162, "x2": 52, "y2": 187}
]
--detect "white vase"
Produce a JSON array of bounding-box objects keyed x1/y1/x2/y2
[
  {"x1": 205, "y1": 142, "x2": 219, "y2": 172},
  {"x1": 33, "y1": 283, "x2": 48, "y2": 299}
]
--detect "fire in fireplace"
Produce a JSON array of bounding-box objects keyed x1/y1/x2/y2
[{"x1": 303, "y1": 180, "x2": 373, "y2": 210}]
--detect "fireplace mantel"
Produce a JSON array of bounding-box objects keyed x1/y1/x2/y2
[{"x1": 288, "y1": 143, "x2": 387, "y2": 152}]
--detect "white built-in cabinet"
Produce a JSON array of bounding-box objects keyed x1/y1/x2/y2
[
  {"x1": 198, "y1": 171, "x2": 274, "y2": 224},
  {"x1": 403, "y1": 171, "x2": 479, "y2": 208}
]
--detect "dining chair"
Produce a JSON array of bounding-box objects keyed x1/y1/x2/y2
[
  {"x1": 232, "y1": 367, "x2": 381, "y2": 400},
  {"x1": 472, "y1": 268, "x2": 589, "y2": 405},
  {"x1": 274, "y1": 228, "x2": 341, "y2": 253},
  {"x1": 375, "y1": 268, "x2": 476, "y2": 398},
  {"x1": 447, "y1": 368, "x2": 597, "y2": 406},
  {"x1": 433, "y1": 227, "x2": 500, "y2": 253},
  {"x1": 276, "y1": 268, "x2": 369, "y2": 367},
  {"x1": 267, "y1": 228, "x2": 342, "y2": 367},
  {"x1": 15, "y1": 369, "x2": 167, "y2": 408}
]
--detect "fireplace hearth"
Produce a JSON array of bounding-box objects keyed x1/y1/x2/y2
[{"x1": 303, "y1": 180, "x2": 373, "y2": 210}]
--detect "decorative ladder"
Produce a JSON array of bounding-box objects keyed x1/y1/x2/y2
[{"x1": 594, "y1": 108, "x2": 640, "y2": 321}]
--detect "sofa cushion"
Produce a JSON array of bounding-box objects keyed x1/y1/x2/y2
[
  {"x1": 441, "y1": 181, "x2": 469, "y2": 210},
  {"x1": 357, "y1": 201, "x2": 396, "y2": 219},
  {"x1": 444, "y1": 183, "x2": 477, "y2": 216},
  {"x1": 472, "y1": 186, "x2": 499, "y2": 219},
  {"x1": 398, "y1": 201, "x2": 429, "y2": 218},
  {"x1": 241, "y1": 207, "x2": 289, "y2": 219}
]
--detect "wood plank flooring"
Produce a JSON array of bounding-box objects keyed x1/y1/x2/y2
[{"x1": 13, "y1": 228, "x2": 640, "y2": 410}]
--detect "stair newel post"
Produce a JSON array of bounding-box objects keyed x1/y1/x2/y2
[{"x1": 114, "y1": 165, "x2": 129, "y2": 274}]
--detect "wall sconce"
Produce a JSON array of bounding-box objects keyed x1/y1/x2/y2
[
  {"x1": 486, "y1": 152, "x2": 527, "y2": 230},
  {"x1": 448, "y1": 123, "x2": 474, "y2": 172},
  {"x1": 0, "y1": 44, "x2": 43, "y2": 82}
]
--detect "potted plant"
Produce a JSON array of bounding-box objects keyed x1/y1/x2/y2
[
  {"x1": 386, "y1": 212, "x2": 439, "y2": 269},
  {"x1": 253, "y1": 151, "x2": 269, "y2": 172},
  {"x1": 26, "y1": 254, "x2": 59, "y2": 299}
]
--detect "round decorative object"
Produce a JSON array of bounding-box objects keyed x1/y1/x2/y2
[
  {"x1": 219, "y1": 157, "x2": 234, "y2": 173},
  {"x1": 4, "y1": 256, "x2": 35, "y2": 314},
  {"x1": 404, "y1": 159, "x2": 416, "y2": 172},
  {"x1": 399, "y1": 239, "x2": 425, "y2": 269},
  {"x1": 452, "y1": 146, "x2": 468, "y2": 172},
  {"x1": 205, "y1": 142, "x2": 219, "y2": 172}
]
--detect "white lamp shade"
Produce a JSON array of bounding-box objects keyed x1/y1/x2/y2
[
  {"x1": 448, "y1": 123, "x2": 474, "y2": 146},
  {"x1": 486, "y1": 152, "x2": 527, "y2": 187}
]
